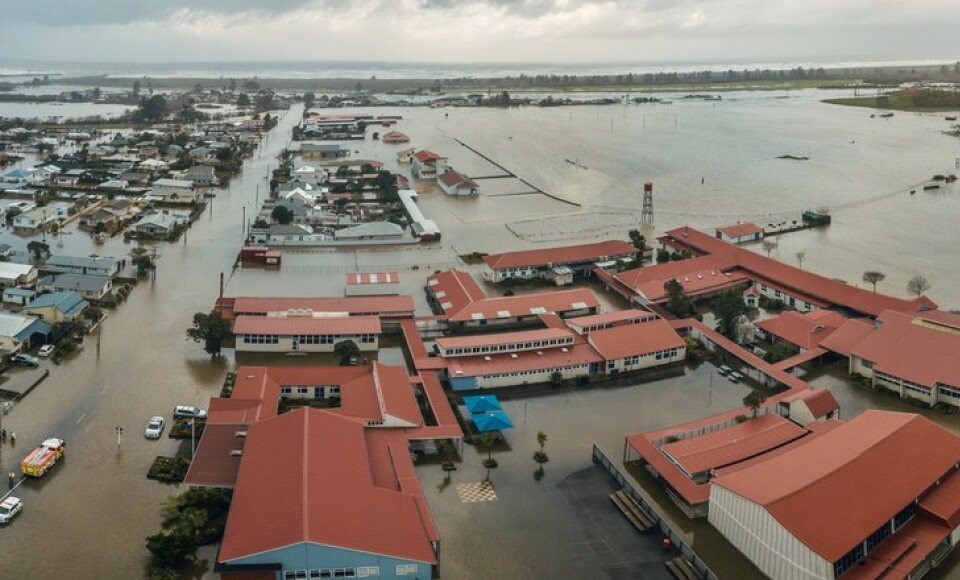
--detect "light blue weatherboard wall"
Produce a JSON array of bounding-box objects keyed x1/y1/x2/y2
[
  {"x1": 449, "y1": 376, "x2": 478, "y2": 391},
  {"x1": 228, "y1": 542, "x2": 432, "y2": 580}
]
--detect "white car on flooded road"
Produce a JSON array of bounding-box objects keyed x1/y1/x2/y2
[
  {"x1": 144, "y1": 417, "x2": 165, "y2": 439},
  {"x1": 0, "y1": 497, "x2": 23, "y2": 524}
]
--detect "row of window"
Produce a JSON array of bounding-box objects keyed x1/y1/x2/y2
[
  {"x1": 280, "y1": 385, "x2": 340, "y2": 396},
  {"x1": 607, "y1": 348, "x2": 680, "y2": 369},
  {"x1": 441, "y1": 336, "x2": 574, "y2": 357},
  {"x1": 241, "y1": 333, "x2": 376, "y2": 345},
  {"x1": 939, "y1": 384, "x2": 960, "y2": 399},
  {"x1": 283, "y1": 566, "x2": 386, "y2": 579},
  {"x1": 757, "y1": 285, "x2": 812, "y2": 309},
  {"x1": 484, "y1": 364, "x2": 588, "y2": 379}
]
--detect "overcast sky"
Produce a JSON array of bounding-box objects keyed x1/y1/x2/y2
[{"x1": 1, "y1": 0, "x2": 958, "y2": 65}]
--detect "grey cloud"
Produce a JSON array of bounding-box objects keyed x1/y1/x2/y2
[{"x1": 1, "y1": 0, "x2": 319, "y2": 26}]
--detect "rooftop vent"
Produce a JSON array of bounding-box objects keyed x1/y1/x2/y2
[
  {"x1": 230, "y1": 449, "x2": 243, "y2": 457},
  {"x1": 235, "y1": 430, "x2": 248, "y2": 438}
]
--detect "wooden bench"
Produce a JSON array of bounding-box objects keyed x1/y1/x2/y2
[{"x1": 609, "y1": 489, "x2": 655, "y2": 531}]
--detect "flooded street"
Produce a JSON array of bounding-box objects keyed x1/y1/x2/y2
[{"x1": 0, "y1": 89, "x2": 958, "y2": 577}]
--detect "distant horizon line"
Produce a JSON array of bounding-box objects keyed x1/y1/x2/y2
[{"x1": 1, "y1": 55, "x2": 957, "y2": 68}]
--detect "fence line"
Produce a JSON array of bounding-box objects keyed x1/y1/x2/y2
[{"x1": 591, "y1": 444, "x2": 719, "y2": 580}]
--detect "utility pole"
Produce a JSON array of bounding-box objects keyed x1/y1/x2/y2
[{"x1": 115, "y1": 425, "x2": 123, "y2": 451}]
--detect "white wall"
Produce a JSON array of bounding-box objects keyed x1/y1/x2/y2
[
  {"x1": 709, "y1": 485, "x2": 833, "y2": 580},
  {"x1": 237, "y1": 334, "x2": 379, "y2": 353},
  {"x1": 473, "y1": 364, "x2": 590, "y2": 389},
  {"x1": 605, "y1": 348, "x2": 685, "y2": 373}
]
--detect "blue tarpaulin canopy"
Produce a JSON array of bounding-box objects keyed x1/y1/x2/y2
[
  {"x1": 473, "y1": 410, "x2": 514, "y2": 432},
  {"x1": 463, "y1": 394, "x2": 503, "y2": 414}
]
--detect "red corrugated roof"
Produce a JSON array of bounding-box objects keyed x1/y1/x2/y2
[
  {"x1": 482, "y1": 240, "x2": 636, "y2": 271},
  {"x1": 233, "y1": 315, "x2": 381, "y2": 336},
  {"x1": 438, "y1": 170, "x2": 478, "y2": 189},
  {"x1": 633, "y1": 268, "x2": 749, "y2": 302},
  {"x1": 660, "y1": 414, "x2": 808, "y2": 475},
  {"x1": 756, "y1": 310, "x2": 848, "y2": 350},
  {"x1": 425, "y1": 269, "x2": 487, "y2": 316},
  {"x1": 219, "y1": 409, "x2": 437, "y2": 565},
  {"x1": 661, "y1": 227, "x2": 935, "y2": 317},
  {"x1": 712, "y1": 411, "x2": 960, "y2": 562},
  {"x1": 818, "y1": 318, "x2": 876, "y2": 357},
  {"x1": 587, "y1": 319, "x2": 685, "y2": 361},
  {"x1": 448, "y1": 288, "x2": 598, "y2": 322},
  {"x1": 183, "y1": 423, "x2": 247, "y2": 487},
  {"x1": 382, "y1": 131, "x2": 409, "y2": 143},
  {"x1": 372, "y1": 362, "x2": 423, "y2": 426},
  {"x1": 716, "y1": 222, "x2": 763, "y2": 238},
  {"x1": 566, "y1": 308, "x2": 658, "y2": 330},
  {"x1": 842, "y1": 310, "x2": 960, "y2": 389},
  {"x1": 783, "y1": 388, "x2": 840, "y2": 420},
  {"x1": 228, "y1": 296, "x2": 415, "y2": 319},
  {"x1": 413, "y1": 150, "x2": 443, "y2": 162},
  {"x1": 918, "y1": 468, "x2": 960, "y2": 528}
]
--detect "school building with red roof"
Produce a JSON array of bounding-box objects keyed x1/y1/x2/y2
[{"x1": 185, "y1": 363, "x2": 461, "y2": 580}]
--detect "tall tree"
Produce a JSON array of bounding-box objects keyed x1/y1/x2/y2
[
  {"x1": 334, "y1": 340, "x2": 360, "y2": 365},
  {"x1": 663, "y1": 278, "x2": 693, "y2": 317},
  {"x1": 271, "y1": 205, "x2": 293, "y2": 225},
  {"x1": 186, "y1": 311, "x2": 232, "y2": 357},
  {"x1": 907, "y1": 275, "x2": 931, "y2": 297},
  {"x1": 628, "y1": 229, "x2": 646, "y2": 262},
  {"x1": 713, "y1": 289, "x2": 747, "y2": 339},
  {"x1": 862, "y1": 271, "x2": 886, "y2": 292}
]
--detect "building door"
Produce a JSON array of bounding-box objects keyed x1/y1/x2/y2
[{"x1": 292, "y1": 336, "x2": 300, "y2": 351}]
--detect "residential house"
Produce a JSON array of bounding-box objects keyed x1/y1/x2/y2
[
  {"x1": 132, "y1": 212, "x2": 187, "y2": 237},
  {"x1": 412, "y1": 150, "x2": 447, "y2": 179},
  {"x1": 0, "y1": 262, "x2": 38, "y2": 288},
  {"x1": 0, "y1": 311, "x2": 51, "y2": 352},
  {"x1": 23, "y1": 291, "x2": 89, "y2": 323},
  {"x1": 13, "y1": 207, "x2": 61, "y2": 232},
  {"x1": 291, "y1": 165, "x2": 327, "y2": 186},
  {"x1": 396, "y1": 147, "x2": 415, "y2": 164},
  {"x1": 44, "y1": 255, "x2": 121, "y2": 278},
  {"x1": 149, "y1": 178, "x2": 199, "y2": 204},
  {"x1": 334, "y1": 221, "x2": 404, "y2": 242},
  {"x1": 45, "y1": 273, "x2": 113, "y2": 300},
  {"x1": 2, "y1": 287, "x2": 37, "y2": 306},
  {"x1": 382, "y1": 131, "x2": 410, "y2": 143},
  {"x1": 437, "y1": 170, "x2": 479, "y2": 196},
  {"x1": 183, "y1": 165, "x2": 219, "y2": 186},
  {"x1": 300, "y1": 143, "x2": 350, "y2": 160}
]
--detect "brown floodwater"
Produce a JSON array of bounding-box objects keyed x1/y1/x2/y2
[{"x1": 0, "y1": 90, "x2": 958, "y2": 578}]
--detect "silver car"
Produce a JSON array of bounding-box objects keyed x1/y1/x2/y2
[
  {"x1": 144, "y1": 416, "x2": 165, "y2": 439},
  {"x1": 0, "y1": 497, "x2": 23, "y2": 524}
]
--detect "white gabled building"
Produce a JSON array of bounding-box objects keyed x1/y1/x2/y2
[{"x1": 709, "y1": 411, "x2": 960, "y2": 580}]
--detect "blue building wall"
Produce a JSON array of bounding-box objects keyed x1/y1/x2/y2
[
  {"x1": 448, "y1": 376, "x2": 477, "y2": 391},
  {"x1": 228, "y1": 542, "x2": 432, "y2": 580}
]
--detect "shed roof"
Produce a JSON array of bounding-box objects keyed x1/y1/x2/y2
[{"x1": 661, "y1": 414, "x2": 807, "y2": 476}]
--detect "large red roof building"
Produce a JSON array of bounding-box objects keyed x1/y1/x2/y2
[
  {"x1": 710, "y1": 411, "x2": 960, "y2": 580},
  {"x1": 482, "y1": 240, "x2": 637, "y2": 284},
  {"x1": 186, "y1": 364, "x2": 460, "y2": 580}
]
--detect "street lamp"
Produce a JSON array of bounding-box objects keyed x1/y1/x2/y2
[{"x1": 115, "y1": 425, "x2": 124, "y2": 451}]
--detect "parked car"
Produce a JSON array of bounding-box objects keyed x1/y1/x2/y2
[
  {"x1": 11, "y1": 354, "x2": 39, "y2": 367},
  {"x1": 729, "y1": 371, "x2": 745, "y2": 382},
  {"x1": 717, "y1": 364, "x2": 732, "y2": 376},
  {"x1": 173, "y1": 405, "x2": 207, "y2": 420},
  {"x1": 0, "y1": 497, "x2": 23, "y2": 524},
  {"x1": 144, "y1": 416, "x2": 165, "y2": 439},
  {"x1": 38, "y1": 345, "x2": 55, "y2": 357}
]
